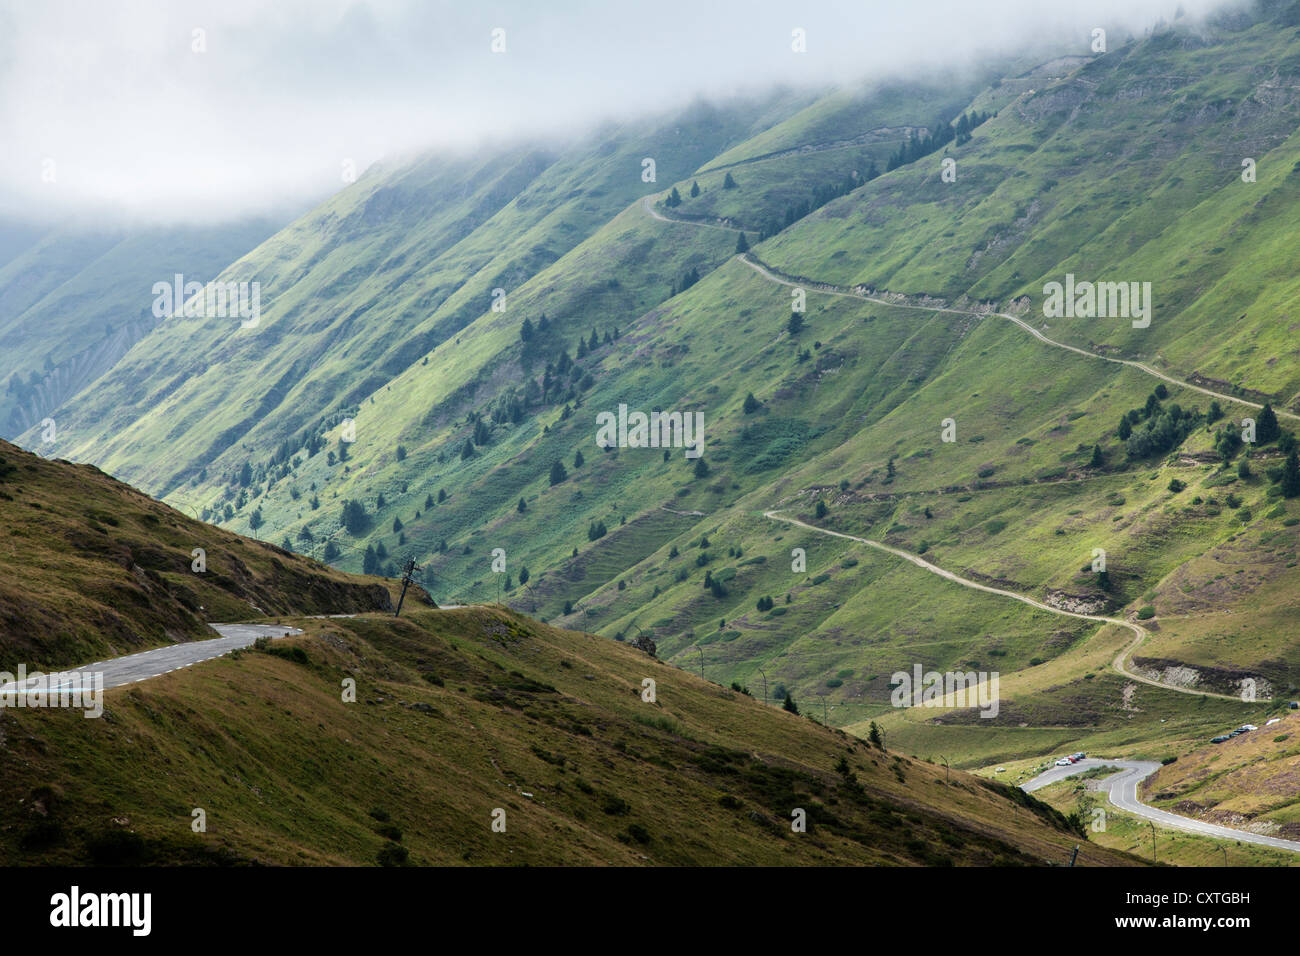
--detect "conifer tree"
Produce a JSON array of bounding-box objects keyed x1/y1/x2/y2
[
  {"x1": 1259, "y1": 403, "x2": 1280, "y2": 443},
  {"x1": 1282, "y1": 448, "x2": 1300, "y2": 498}
]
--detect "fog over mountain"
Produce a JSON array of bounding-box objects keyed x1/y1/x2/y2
[{"x1": 0, "y1": 0, "x2": 1235, "y2": 224}]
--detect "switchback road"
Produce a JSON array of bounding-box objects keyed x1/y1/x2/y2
[{"x1": 1021, "y1": 758, "x2": 1300, "y2": 854}]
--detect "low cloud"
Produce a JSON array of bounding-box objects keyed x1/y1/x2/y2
[{"x1": 0, "y1": 0, "x2": 1236, "y2": 225}]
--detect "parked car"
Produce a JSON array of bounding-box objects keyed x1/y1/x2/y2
[
  {"x1": 1228, "y1": 730, "x2": 1242, "y2": 737},
  {"x1": 1238, "y1": 725, "x2": 1257, "y2": 732},
  {"x1": 1070, "y1": 752, "x2": 1086, "y2": 760},
  {"x1": 1211, "y1": 735, "x2": 1230, "y2": 743},
  {"x1": 1055, "y1": 757, "x2": 1072, "y2": 766},
  {"x1": 1266, "y1": 718, "x2": 1282, "y2": 726},
  {"x1": 1290, "y1": 702, "x2": 1299, "y2": 710}
]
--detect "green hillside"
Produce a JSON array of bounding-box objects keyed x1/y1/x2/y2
[
  {"x1": 0, "y1": 448, "x2": 1136, "y2": 866},
  {"x1": 17, "y1": 0, "x2": 1300, "y2": 830},
  {"x1": 0, "y1": 216, "x2": 286, "y2": 438},
  {"x1": 0, "y1": 439, "x2": 401, "y2": 670}
]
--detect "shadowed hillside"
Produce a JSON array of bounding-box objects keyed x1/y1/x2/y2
[{"x1": 0, "y1": 438, "x2": 407, "y2": 669}]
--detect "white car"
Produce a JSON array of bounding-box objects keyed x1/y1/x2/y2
[
  {"x1": 1055, "y1": 757, "x2": 1072, "y2": 766},
  {"x1": 1266, "y1": 718, "x2": 1281, "y2": 726}
]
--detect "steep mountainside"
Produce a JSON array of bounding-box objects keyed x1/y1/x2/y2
[
  {"x1": 29, "y1": 92, "x2": 819, "y2": 500},
  {"x1": 15, "y1": 2, "x2": 1300, "y2": 781},
  {"x1": 0, "y1": 447, "x2": 1138, "y2": 866},
  {"x1": 0, "y1": 438, "x2": 400, "y2": 669},
  {"x1": 0, "y1": 216, "x2": 287, "y2": 438}
]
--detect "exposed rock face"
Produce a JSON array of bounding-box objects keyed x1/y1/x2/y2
[
  {"x1": 1042, "y1": 588, "x2": 1109, "y2": 614},
  {"x1": 632, "y1": 634, "x2": 657, "y2": 658},
  {"x1": 1131, "y1": 656, "x2": 1272, "y2": 699},
  {"x1": 5, "y1": 316, "x2": 157, "y2": 438}
]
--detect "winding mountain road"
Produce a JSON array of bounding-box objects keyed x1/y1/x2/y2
[
  {"x1": 644, "y1": 190, "x2": 1297, "y2": 423},
  {"x1": 1021, "y1": 758, "x2": 1300, "y2": 854},
  {"x1": 763, "y1": 510, "x2": 1245, "y2": 701},
  {"x1": 0, "y1": 623, "x2": 302, "y2": 696},
  {"x1": 646, "y1": 188, "x2": 1275, "y2": 701},
  {"x1": 641, "y1": 195, "x2": 740, "y2": 232},
  {"x1": 739, "y1": 254, "x2": 1300, "y2": 423}
]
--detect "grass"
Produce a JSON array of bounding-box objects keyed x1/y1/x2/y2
[
  {"x1": 14, "y1": 2, "x2": 1300, "y2": 828},
  {"x1": 0, "y1": 604, "x2": 1143, "y2": 867},
  {"x1": 0, "y1": 439, "x2": 402, "y2": 669}
]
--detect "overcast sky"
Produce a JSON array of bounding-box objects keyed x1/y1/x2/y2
[{"x1": 0, "y1": 0, "x2": 1238, "y2": 226}]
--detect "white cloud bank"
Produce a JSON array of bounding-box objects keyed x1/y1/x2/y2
[{"x1": 0, "y1": 0, "x2": 1240, "y2": 224}]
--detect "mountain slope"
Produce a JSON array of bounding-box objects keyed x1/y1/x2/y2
[
  {"x1": 30, "y1": 93, "x2": 815, "y2": 500},
  {"x1": 0, "y1": 217, "x2": 287, "y2": 438},
  {"x1": 0, "y1": 438, "x2": 399, "y2": 669},
  {"x1": 0, "y1": 448, "x2": 1139, "y2": 866},
  {"x1": 15, "y1": 2, "x2": 1300, "y2": 789}
]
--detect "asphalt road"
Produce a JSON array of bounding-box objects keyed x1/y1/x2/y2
[
  {"x1": 1021, "y1": 758, "x2": 1300, "y2": 854},
  {"x1": 0, "y1": 623, "x2": 301, "y2": 695},
  {"x1": 0, "y1": 606, "x2": 480, "y2": 697}
]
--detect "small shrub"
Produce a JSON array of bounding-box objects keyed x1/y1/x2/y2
[
  {"x1": 376, "y1": 842, "x2": 408, "y2": 866},
  {"x1": 267, "y1": 644, "x2": 310, "y2": 665},
  {"x1": 602, "y1": 795, "x2": 631, "y2": 816}
]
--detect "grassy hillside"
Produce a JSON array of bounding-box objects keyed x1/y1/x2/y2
[
  {"x1": 0, "y1": 602, "x2": 1141, "y2": 866},
  {"x1": 14, "y1": 1, "x2": 1300, "y2": 805},
  {"x1": 0, "y1": 448, "x2": 1143, "y2": 866},
  {"x1": 0, "y1": 216, "x2": 286, "y2": 438},
  {"x1": 0, "y1": 438, "x2": 401, "y2": 670},
  {"x1": 758, "y1": 7, "x2": 1300, "y2": 409},
  {"x1": 30, "y1": 93, "x2": 812, "y2": 500}
]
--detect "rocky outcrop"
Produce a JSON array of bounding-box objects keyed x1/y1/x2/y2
[{"x1": 1042, "y1": 588, "x2": 1109, "y2": 614}]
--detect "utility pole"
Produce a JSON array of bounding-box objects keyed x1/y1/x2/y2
[
  {"x1": 1149, "y1": 821, "x2": 1157, "y2": 863},
  {"x1": 395, "y1": 557, "x2": 420, "y2": 617},
  {"x1": 1069, "y1": 844, "x2": 1079, "y2": 867}
]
